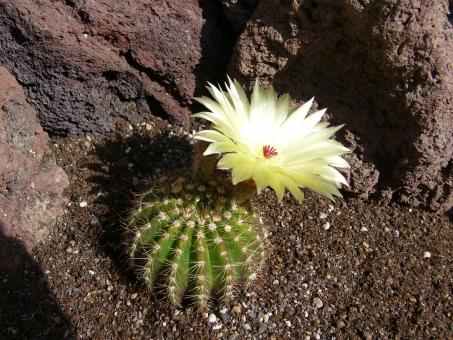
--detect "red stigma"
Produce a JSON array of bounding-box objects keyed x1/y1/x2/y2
[{"x1": 263, "y1": 145, "x2": 278, "y2": 159}]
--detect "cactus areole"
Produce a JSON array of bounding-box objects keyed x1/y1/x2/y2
[{"x1": 128, "y1": 175, "x2": 264, "y2": 308}]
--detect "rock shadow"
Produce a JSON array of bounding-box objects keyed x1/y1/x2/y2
[
  {"x1": 0, "y1": 224, "x2": 74, "y2": 339},
  {"x1": 192, "y1": 0, "x2": 237, "y2": 99}
]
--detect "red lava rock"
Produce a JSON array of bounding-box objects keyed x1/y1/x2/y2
[
  {"x1": 0, "y1": 67, "x2": 69, "y2": 271},
  {"x1": 0, "y1": 0, "x2": 233, "y2": 135},
  {"x1": 229, "y1": 0, "x2": 453, "y2": 213}
]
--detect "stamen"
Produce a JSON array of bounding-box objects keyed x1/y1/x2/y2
[{"x1": 263, "y1": 145, "x2": 278, "y2": 159}]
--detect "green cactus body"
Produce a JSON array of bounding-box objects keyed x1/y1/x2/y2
[{"x1": 128, "y1": 176, "x2": 263, "y2": 308}]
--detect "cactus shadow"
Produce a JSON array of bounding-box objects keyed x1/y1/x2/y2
[{"x1": 86, "y1": 127, "x2": 193, "y2": 285}]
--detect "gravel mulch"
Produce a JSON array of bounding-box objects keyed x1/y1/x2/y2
[{"x1": 1, "y1": 117, "x2": 452, "y2": 339}]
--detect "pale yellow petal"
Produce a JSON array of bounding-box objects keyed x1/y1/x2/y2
[
  {"x1": 281, "y1": 125, "x2": 344, "y2": 154},
  {"x1": 231, "y1": 159, "x2": 256, "y2": 184},
  {"x1": 280, "y1": 175, "x2": 305, "y2": 202},
  {"x1": 326, "y1": 156, "x2": 350, "y2": 168},
  {"x1": 217, "y1": 152, "x2": 252, "y2": 170},
  {"x1": 194, "y1": 130, "x2": 231, "y2": 143},
  {"x1": 253, "y1": 163, "x2": 272, "y2": 193},
  {"x1": 287, "y1": 170, "x2": 342, "y2": 200},
  {"x1": 203, "y1": 141, "x2": 240, "y2": 155}
]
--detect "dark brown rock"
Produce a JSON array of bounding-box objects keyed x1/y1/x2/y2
[
  {"x1": 0, "y1": 67, "x2": 69, "y2": 271},
  {"x1": 229, "y1": 0, "x2": 453, "y2": 213},
  {"x1": 0, "y1": 0, "x2": 233, "y2": 135}
]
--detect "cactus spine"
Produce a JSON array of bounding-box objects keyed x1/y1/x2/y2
[{"x1": 128, "y1": 176, "x2": 263, "y2": 308}]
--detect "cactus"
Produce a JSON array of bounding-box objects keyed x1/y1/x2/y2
[{"x1": 128, "y1": 175, "x2": 264, "y2": 308}]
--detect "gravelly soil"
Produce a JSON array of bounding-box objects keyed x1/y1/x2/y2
[{"x1": 1, "y1": 117, "x2": 452, "y2": 339}]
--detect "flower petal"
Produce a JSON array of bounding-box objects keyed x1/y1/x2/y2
[
  {"x1": 194, "y1": 130, "x2": 231, "y2": 143},
  {"x1": 203, "y1": 141, "x2": 241, "y2": 155},
  {"x1": 326, "y1": 156, "x2": 350, "y2": 168}
]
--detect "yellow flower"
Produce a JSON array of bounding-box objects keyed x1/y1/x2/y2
[{"x1": 193, "y1": 78, "x2": 350, "y2": 202}]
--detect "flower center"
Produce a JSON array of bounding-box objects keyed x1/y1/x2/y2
[{"x1": 262, "y1": 145, "x2": 278, "y2": 159}]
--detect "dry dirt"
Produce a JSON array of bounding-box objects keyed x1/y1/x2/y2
[{"x1": 1, "y1": 117, "x2": 451, "y2": 339}]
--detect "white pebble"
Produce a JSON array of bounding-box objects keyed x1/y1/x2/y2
[
  {"x1": 285, "y1": 320, "x2": 292, "y2": 327},
  {"x1": 423, "y1": 251, "x2": 431, "y2": 258},
  {"x1": 319, "y1": 212, "x2": 328, "y2": 219},
  {"x1": 360, "y1": 226, "x2": 368, "y2": 232},
  {"x1": 79, "y1": 201, "x2": 87, "y2": 208},
  {"x1": 313, "y1": 297, "x2": 323, "y2": 309},
  {"x1": 101, "y1": 165, "x2": 109, "y2": 172},
  {"x1": 322, "y1": 222, "x2": 331, "y2": 230},
  {"x1": 125, "y1": 147, "x2": 131, "y2": 154},
  {"x1": 208, "y1": 313, "x2": 217, "y2": 324},
  {"x1": 272, "y1": 279, "x2": 279, "y2": 285}
]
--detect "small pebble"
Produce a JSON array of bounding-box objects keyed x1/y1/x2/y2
[
  {"x1": 360, "y1": 226, "x2": 368, "y2": 232},
  {"x1": 208, "y1": 313, "x2": 217, "y2": 324},
  {"x1": 312, "y1": 297, "x2": 323, "y2": 309},
  {"x1": 212, "y1": 323, "x2": 222, "y2": 330},
  {"x1": 423, "y1": 251, "x2": 431, "y2": 258},
  {"x1": 79, "y1": 201, "x2": 87, "y2": 208},
  {"x1": 322, "y1": 222, "x2": 331, "y2": 230},
  {"x1": 272, "y1": 279, "x2": 279, "y2": 285},
  {"x1": 319, "y1": 212, "x2": 328, "y2": 219},
  {"x1": 125, "y1": 147, "x2": 131, "y2": 154},
  {"x1": 285, "y1": 320, "x2": 292, "y2": 327},
  {"x1": 231, "y1": 304, "x2": 242, "y2": 314},
  {"x1": 258, "y1": 325, "x2": 267, "y2": 334},
  {"x1": 101, "y1": 165, "x2": 109, "y2": 172},
  {"x1": 393, "y1": 230, "x2": 400, "y2": 237}
]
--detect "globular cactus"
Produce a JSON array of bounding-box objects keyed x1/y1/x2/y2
[{"x1": 128, "y1": 175, "x2": 264, "y2": 308}]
